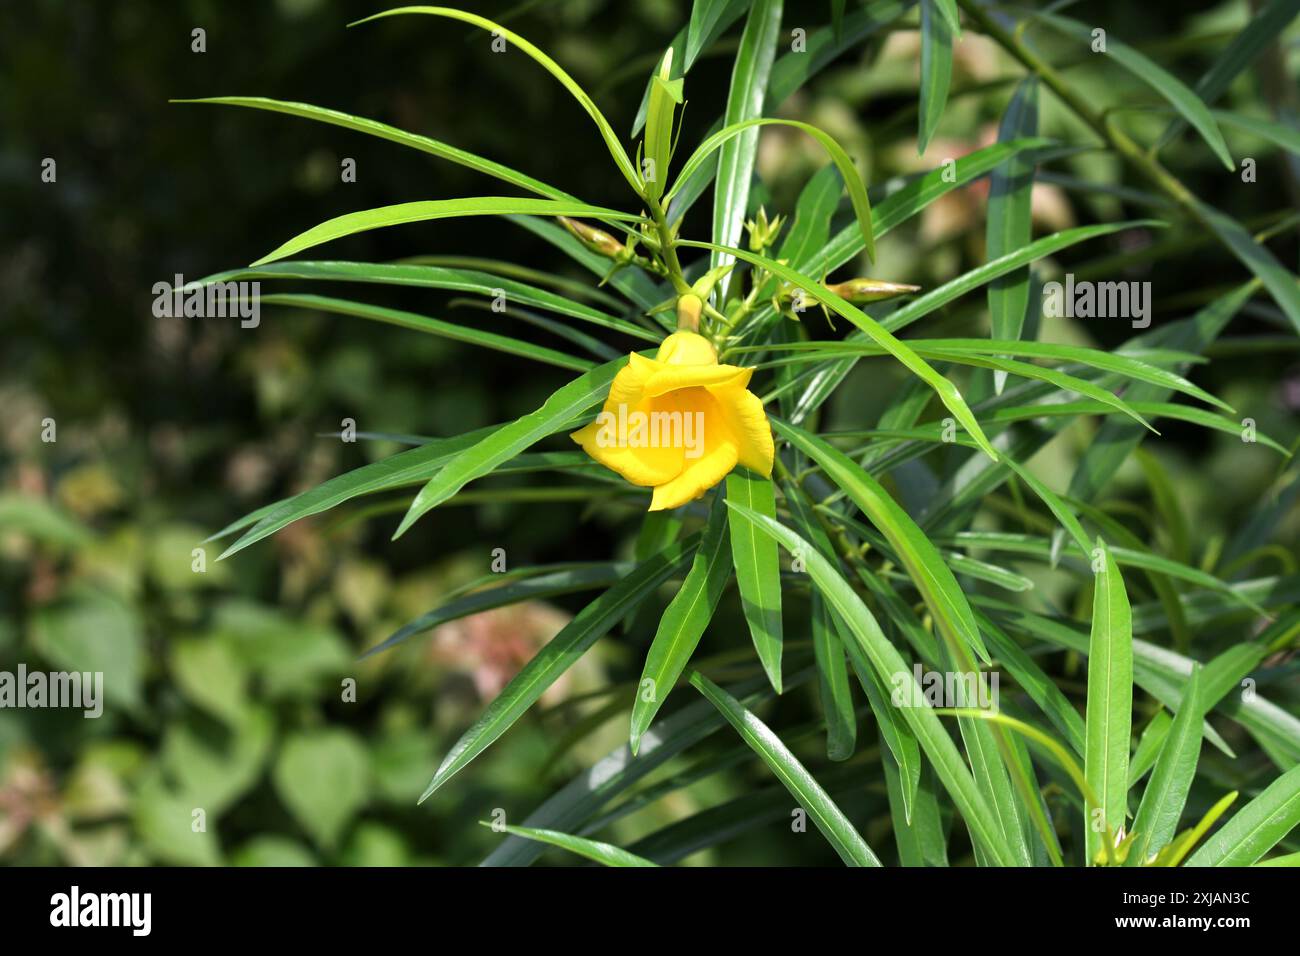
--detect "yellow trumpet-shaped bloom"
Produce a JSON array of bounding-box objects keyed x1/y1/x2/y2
[{"x1": 571, "y1": 331, "x2": 775, "y2": 511}]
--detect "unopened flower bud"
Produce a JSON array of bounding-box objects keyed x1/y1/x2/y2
[
  {"x1": 676, "y1": 293, "x2": 703, "y2": 332},
  {"x1": 745, "y1": 206, "x2": 785, "y2": 252},
  {"x1": 558, "y1": 216, "x2": 627, "y2": 260},
  {"x1": 823, "y1": 278, "x2": 921, "y2": 304}
]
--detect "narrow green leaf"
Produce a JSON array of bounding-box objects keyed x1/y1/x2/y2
[
  {"x1": 1127, "y1": 665, "x2": 1203, "y2": 865},
  {"x1": 258, "y1": 293, "x2": 594, "y2": 371},
  {"x1": 782, "y1": 480, "x2": 859, "y2": 761},
  {"x1": 205, "y1": 499, "x2": 280, "y2": 544},
  {"x1": 1038, "y1": 12, "x2": 1233, "y2": 170},
  {"x1": 760, "y1": 338, "x2": 1229, "y2": 412},
  {"x1": 351, "y1": 6, "x2": 643, "y2": 193},
  {"x1": 252, "y1": 198, "x2": 642, "y2": 267},
  {"x1": 958, "y1": 340, "x2": 1226, "y2": 410},
  {"x1": 395, "y1": 355, "x2": 630, "y2": 538},
  {"x1": 937, "y1": 709, "x2": 1103, "y2": 831},
  {"x1": 360, "y1": 563, "x2": 629, "y2": 660},
  {"x1": 981, "y1": 594, "x2": 1294, "y2": 762},
  {"x1": 776, "y1": 163, "x2": 842, "y2": 270},
  {"x1": 711, "y1": 0, "x2": 783, "y2": 293},
  {"x1": 643, "y1": 50, "x2": 684, "y2": 201},
  {"x1": 671, "y1": 117, "x2": 874, "y2": 261},
  {"x1": 631, "y1": 25, "x2": 688, "y2": 140},
  {"x1": 947, "y1": 690, "x2": 1037, "y2": 867},
  {"x1": 1255, "y1": 852, "x2": 1300, "y2": 867},
  {"x1": 1155, "y1": 0, "x2": 1300, "y2": 148},
  {"x1": 436, "y1": 299, "x2": 623, "y2": 362},
  {"x1": 200, "y1": 260, "x2": 660, "y2": 343},
  {"x1": 630, "y1": 494, "x2": 733, "y2": 752},
  {"x1": 1129, "y1": 710, "x2": 1173, "y2": 788},
  {"x1": 879, "y1": 221, "x2": 1166, "y2": 335},
  {"x1": 986, "y1": 78, "x2": 1039, "y2": 393},
  {"x1": 722, "y1": 501, "x2": 1016, "y2": 865},
  {"x1": 1083, "y1": 538, "x2": 1134, "y2": 864},
  {"x1": 977, "y1": 611, "x2": 1086, "y2": 756},
  {"x1": 822, "y1": 399, "x2": 1289, "y2": 457},
  {"x1": 220, "y1": 426, "x2": 498, "y2": 559},
  {"x1": 484, "y1": 823, "x2": 658, "y2": 867},
  {"x1": 885, "y1": 755, "x2": 949, "y2": 866},
  {"x1": 1155, "y1": 791, "x2": 1237, "y2": 866},
  {"x1": 1191, "y1": 200, "x2": 1300, "y2": 336},
  {"x1": 774, "y1": 418, "x2": 991, "y2": 665},
  {"x1": 811, "y1": 595, "x2": 857, "y2": 761},
  {"x1": 725, "y1": 469, "x2": 784, "y2": 692},
  {"x1": 918, "y1": 0, "x2": 954, "y2": 154},
  {"x1": 1200, "y1": 643, "x2": 1268, "y2": 709},
  {"x1": 841, "y1": 624, "x2": 921, "y2": 822},
  {"x1": 1134, "y1": 448, "x2": 1191, "y2": 563},
  {"x1": 1065, "y1": 283, "x2": 1253, "y2": 503},
  {"x1": 917, "y1": 351, "x2": 1156, "y2": 432},
  {"x1": 421, "y1": 537, "x2": 698, "y2": 801},
  {"x1": 797, "y1": 137, "x2": 1054, "y2": 283},
  {"x1": 944, "y1": 552, "x2": 1034, "y2": 591},
  {"x1": 398, "y1": 254, "x2": 625, "y2": 308},
  {"x1": 685, "y1": 0, "x2": 750, "y2": 71},
  {"x1": 480, "y1": 672, "x2": 792, "y2": 866},
  {"x1": 172, "y1": 96, "x2": 575, "y2": 200},
  {"x1": 996, "y1": 457, "x2": 1093, "y2": 561},
  {"x1": 1185, "y1": 764, "x2": 1300, "y2": 866},
  {"x1": 1213, "y1": 109, "x2": 1300, "y2": 156},
  {"x1": 689, "y1": 671, "x2": 882, "y2": 866},
  {"x1": 932, "y1": 0, "x2": 960, "y2": 33}
]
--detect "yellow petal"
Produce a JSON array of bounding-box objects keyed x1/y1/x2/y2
[
  {"x1": 571, "y1": 417, "x2": 684, "y2": 487},
  {"x1": 655, "y1": 331, "x2": 718, "y2": 366},
  {"x1": 709, "y1": 384, "x2": 774, "y2": 476},
  {"x1": 643, "y1": 363, "x2": 751, "y2": 398},
  {"x1": 626, "y1": 351, "x2": 660, "y2": 376},
  {"x1": 650, "y1": 441, "x2": 739, "y2": 511},
  {"x1": 606, "y1": 354, "x2": 656, "y2": 407}
]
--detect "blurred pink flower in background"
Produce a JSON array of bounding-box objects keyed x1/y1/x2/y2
[{"x1": 426, "y1": 602, "x2": 573, "y2": 702}]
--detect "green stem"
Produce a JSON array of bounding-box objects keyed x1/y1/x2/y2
[
  {"x1": 958, "y1": 1, "x2": 1206, "y2": 225},
  {"x1": 775, "y1": 457, "x2": 875, "y2": 582},
  {"x1": 644, "y1": 194, "x2": 692, "y2": 297}
]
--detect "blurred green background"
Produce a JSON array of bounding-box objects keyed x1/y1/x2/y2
[{"x1": 1, "y1": 0, "x2": 1297, "y2": 866}]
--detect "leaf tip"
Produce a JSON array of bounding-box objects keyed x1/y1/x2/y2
[{"x1": 391, "y1": 510, "x2": 419, "y2": 541}]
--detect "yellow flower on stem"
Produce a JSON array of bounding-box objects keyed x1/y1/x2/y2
[{"x1": 571, "y1": 331, "x2": 775, "y2": 511}]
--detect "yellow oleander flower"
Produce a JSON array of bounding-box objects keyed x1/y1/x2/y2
[{"x1": 571, "y1": 331, "x2": 775, "y2": 511}]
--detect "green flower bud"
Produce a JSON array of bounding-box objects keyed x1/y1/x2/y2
[
  {"x1": 558, "y1": 216, "x2": 627, "y2": 260},
  {"x1": 823, "y1": 278, "x2": 921, "y2": 304},
  {"x1": 745, "y1": 206, "x2": 785, "y2": 252}
]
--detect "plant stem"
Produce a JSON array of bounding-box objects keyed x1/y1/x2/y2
[
  {"x1": 644, "y1": 195, "x2": 692, "y2": 296},
  {"x1": 957, "y1": 1, "x2": 1205, "y2": 222},
  {"x1": 774, "y1": 456, "x2": 875, "y2": 581}
]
